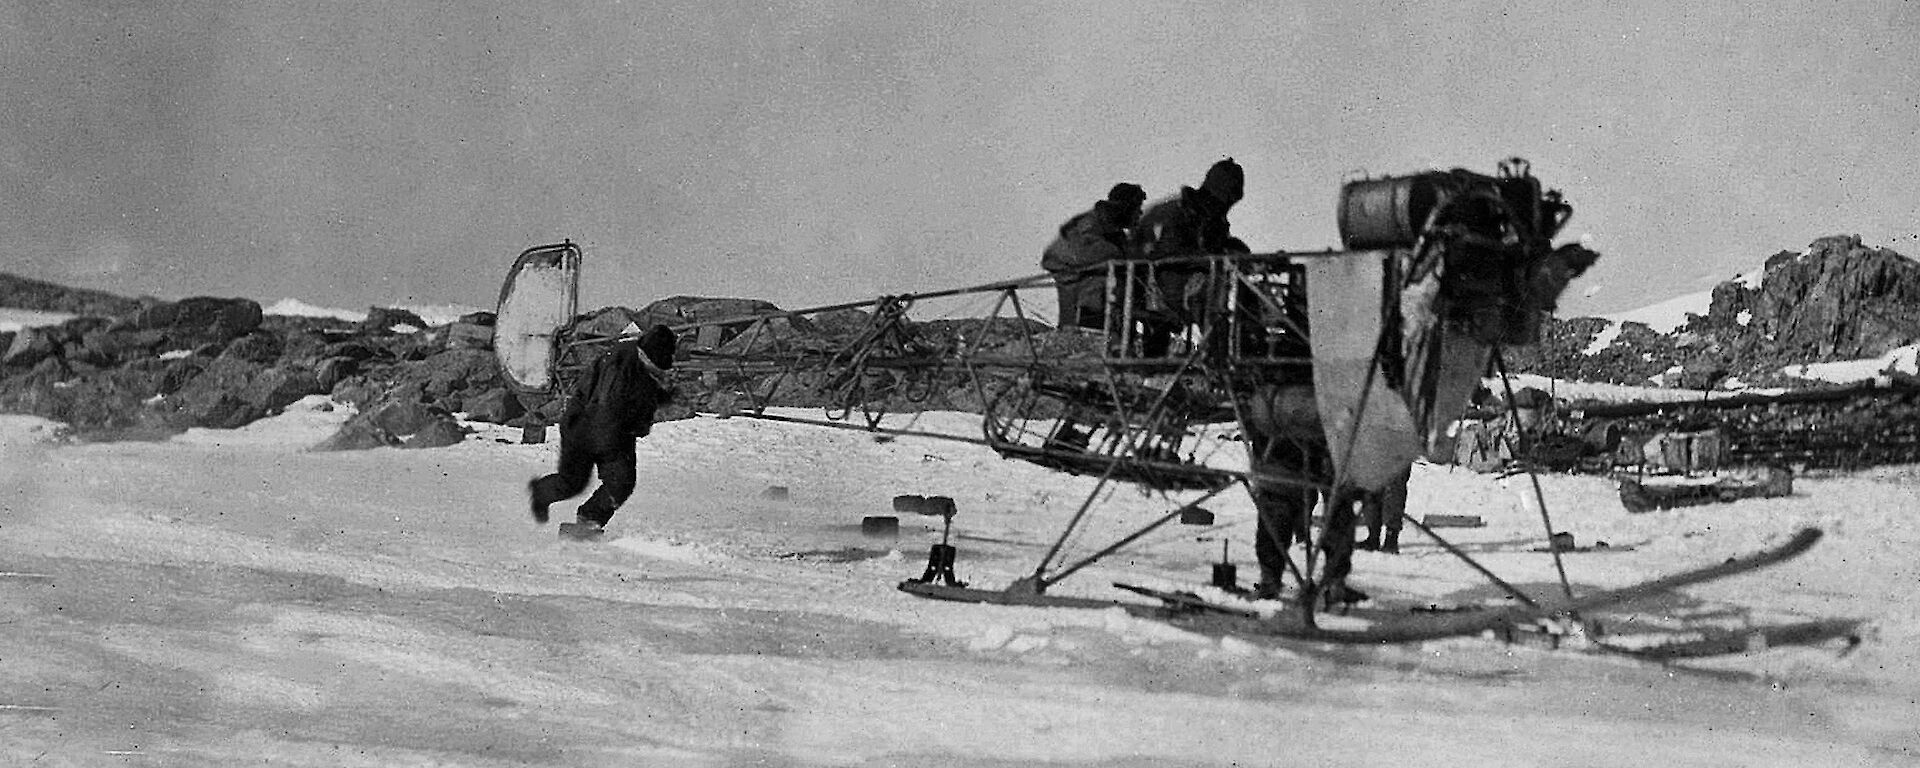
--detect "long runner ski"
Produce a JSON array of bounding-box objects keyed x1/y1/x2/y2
[{"x1": 902, "y1": 528, "x2": 1826, "y2": 645}]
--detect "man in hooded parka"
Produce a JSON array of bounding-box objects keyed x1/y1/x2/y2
[
  {"x1": 1042, "y1": 182, "x2": 1147, "y2": 330},
  {"x1": 528, "y1": 324, "x2": 678, "y2": 536},
  {"x1": 1130, "y1": 158, "x2": 1245, "y2": 356}
]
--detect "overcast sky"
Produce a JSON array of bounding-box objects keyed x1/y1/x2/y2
[{"x1": 3, "y1": 1, "x2": 1914, "y2": 320}]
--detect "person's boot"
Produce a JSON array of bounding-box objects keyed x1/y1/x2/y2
[
  {"x1": 1321, "y1": 580, "x2": 1370, "y2": 609},
  {"x1": 558, "y1": 514, "x2": 605, "y2": 541},
  {"x1": 1249, "y1": 581, "x2": 1284, "y2": 601},
  {"x1": 527, "y1": 479, "x2": 550, "y2": 524},
  {"x1": 1380, "y1": 531, "x2": 1401, "y2": 555}
]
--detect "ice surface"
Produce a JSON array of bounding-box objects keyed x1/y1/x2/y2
[{"x1": 2, "y1": 401, "x2": 1915, "y2": 765}]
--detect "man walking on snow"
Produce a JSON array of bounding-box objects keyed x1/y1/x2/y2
[{"x1": 528, "y1": 323, "x2": 677, "y2": 539}]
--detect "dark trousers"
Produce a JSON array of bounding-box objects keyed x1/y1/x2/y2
[
  {"x1": 1360, "y1": 468, "x2": 1411, "y2": 551},
  {"x1": 1249, "y1": 425, "x2": 1327, "y2": 590},
  {"x1": 1053, "y1": 274, "x2": 1104, "y2": 330},
  {"x1": 1318, "y1": 486, "x2": 1363, "y2": 585},
  {"x1": 1245, "y1": 392, "x2": 1364, "y2": 593},
  {"x1": 530, "y1": 430, "x2": 637, "y2": 526},
  {"x1": 1253, "y1": 484, "x2": 1364, "y2": 588},
  {"x1": 1252, "y1": 480, "x2": 1313, "y2": 588}
]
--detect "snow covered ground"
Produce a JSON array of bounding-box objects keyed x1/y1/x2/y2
[
  {"x1": 1786, "y1": 345, "x2": 1920, "y2": 386},
  {"x1": 3, "y1": 399, "x2": 1916, "y2": 766},
  {"x1": 0, "y1": 307, "x2": 77, "y2": 333}
]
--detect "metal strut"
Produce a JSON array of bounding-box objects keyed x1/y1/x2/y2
[
  {"x1": 1024, "y1": 325, "x2": 1221, "y2": 592},
  {"x1": 1493, "y1": 346, "x2": 1578, "y2": 605}
]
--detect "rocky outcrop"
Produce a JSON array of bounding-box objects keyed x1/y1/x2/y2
[
  {"x1": 0, "y1": 283, "x2": 520, "y2": 447},
  {"x1": 312, "y1": 398, "x2": 467, "y2": 451},
  {"x1": 1721, "y1": 235, "x2": 1920, "y2": 362},
  {"x1": 1511, "y1": 236, "x2": 1920, "y2": 390},
  {"x1": 0, "y1": 272, "x2": 148, "y2": 316}
]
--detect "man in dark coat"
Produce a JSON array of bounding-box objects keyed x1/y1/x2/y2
[
  {"x1": 1131, "y1": 158, "x2": 1245, "y2": 356},
  {"x1": 1042, "y1": 182, "x2": 1147, "y2": 330},
  {"x1": 528, "y1": 324, "x2": 677, "y2": 537}
]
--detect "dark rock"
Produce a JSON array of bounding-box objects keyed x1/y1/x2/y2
[
  {"x1": 0, "y1": 355, "x2": 185, "y2": 432},
  {"x1": 220, "y1": 331, "x2": 284, "y2": 365},
  {"x1": 165, "y1": 358, "x2": 324, "y2": 430},
  {"x1": 323, "y1": 341, "x2": 380, "y2": 363},
  {"x1": 360, "y1": 307, "x2": 430, "y2": 334},
  {"x1": 168, "y1": 357, "x2": 264, "y2": 428},
  {"x1": 3, "y1": 326, "x2": 57, "y2": 369},
  {"x1": 445, "y1": 322, "x2": 493, "y2": 350},
  {"x1": 639, "y1": 296, "x2": 795, "y2": 330},
  {"x1": 0, "y1": 272, "x2": 144, "y2": 316},
  {"x1": 50, "y1": 316, "x2": 114, "y2": 344},
  {"x1": 402, "y1": 417, "x2": 467, "y2": 449},
  {"x1": 385, "y1": 328, "x2": 449, "y2": 361},
  {"x1": 389, "y1": 348, "x2": 502, "y2": 402},
  {"x1": 133, "y1": 297, "x2": 264, "y2": 350},
  {"x1": 530, "y1": 395, "x2": 566, "y2": 424},
  {"x1": 570, "y1": 306, "x2": 653, "y2": 340},
  {"x1": 311, "y1": 417, "x2": 400, "y2": 451},
  {"x1": 76, "y1": 328, "x2": 168, "y2": 366},
  {"x1": 712, "y1": 316, "x2": 815, "y2": 357},
  {"x1": 368, "y1": 397, "x2": 444, "y2": 436},
  {"x1": 260, "y1": 313, "x2": 360, "y2": 336},
  {"x1": 810, "y1": 308, "x2": 874, "y2": 339},
  {"x1": 1743, "y1": 235, "x2": 1920, "y2": 360},
  {"x1": 328, "y1": 376, "x2": 382, "y2": 410},
  {"x1": 240, "y1": 367, "x2": 326, "y2": 414},
  {"x1": 462, "y1": 387, "x2": 526, "y2": 424},
  {"x1": 315, "y1": 357, "x2": 361, "y2": 390},
  {"x1": 312, "y1": 396, "x2": 466, "y2": 451}
]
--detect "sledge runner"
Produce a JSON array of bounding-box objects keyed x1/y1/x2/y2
[{"x1": 528, "y1": 324, "x2": 677, "y2": 540}]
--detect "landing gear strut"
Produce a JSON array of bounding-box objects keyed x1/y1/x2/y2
[{"x1": 907, "y1": 496, "x2": 965, "y2": 588}]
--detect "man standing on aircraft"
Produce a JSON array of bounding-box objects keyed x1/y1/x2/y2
[
  {"x1": 528, "y1": 324, "x2": 678, "y2": 539},
  {"x1": 1042, "y1": 182, "x2": 1148, "y2": 330},
  {"x1": 1131, "y1": 158, "x2": 1244, "y2": 356}
]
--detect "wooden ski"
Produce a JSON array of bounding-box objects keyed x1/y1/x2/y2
[{"x1": 902, "y1": 528, "x2": 1826, "y2": 646}]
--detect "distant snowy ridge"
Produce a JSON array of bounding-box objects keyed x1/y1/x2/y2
[
  {"x1": 0, "y1": 307, "x2": 76, "y2": 333},
  {"x1": 259, "y1": 298, "x2": 364, "y2": 322},
  {"x1": 1585, "y1": 267, "x2": 1765, "y2": 345},
  {"x1": 5, "y1": 299, "x2": 487, "y2": 333},
  {"x1": 261, "y1": 298, "x2": 487, "y2": 327},
  {"x1": 1597, "y1": 288, "x2": 1713, "y2": 334},
  {"x1": 1578, "y1": 281, "x2": 1725, "y2": 355}
]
